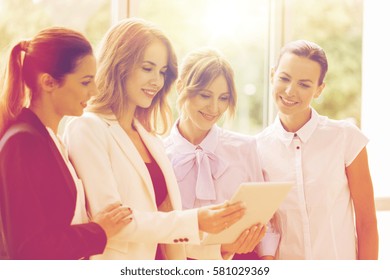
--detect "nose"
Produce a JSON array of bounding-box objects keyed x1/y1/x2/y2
[
  {"x1": 150, "y1": 70, "x2": 164, "y2": 89},
  {"x1": 207, "y1": 98, "x2": 219, "y2": 114},
  {"x1": 285, "y1": 83, "x2": 296, "y2": 96}
]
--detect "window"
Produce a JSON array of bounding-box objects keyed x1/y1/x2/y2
[
  {"x1": 130, "y1": 0, "x2": 271, "y2": 134},
  {"x1": 0, "y1": 0, "x2": 112, "y2": 134},
  {"x1": 0, "y1": 0, "x2": 111, "y2": 73},
  {"x1": 281, "y1": 0, "x2": 364, "y2": 126}
]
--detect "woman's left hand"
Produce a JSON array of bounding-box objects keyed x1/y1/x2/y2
[{"x1": 221, "y1": 223, "x2": 266, "y2": 259}]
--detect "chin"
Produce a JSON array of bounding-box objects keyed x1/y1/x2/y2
[
  {"x1": 73, "y1": 109, "x2": 84, "y2": 117},
  {"x1": 138, "y1": 100, "x2": 153, "y2": 109}
]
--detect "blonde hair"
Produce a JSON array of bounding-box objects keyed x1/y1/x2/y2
[
  {"x1": 88, "y1": 18, "x2": 178, "y2": 134},
  {"x1": 0, "y1": 27, "x2": 92, "y2": 137},
  {"x1": 177, "y1": 48, "x2": 237, "y2": 118}
]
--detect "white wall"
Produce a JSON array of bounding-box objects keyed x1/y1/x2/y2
[{"x1": 361, "y1": 0, "x2": 390, "y2": 197}]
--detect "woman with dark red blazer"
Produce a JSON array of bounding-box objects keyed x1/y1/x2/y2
[{"x1": 0, "y1": 27, "x2": 132, "y2": 260}]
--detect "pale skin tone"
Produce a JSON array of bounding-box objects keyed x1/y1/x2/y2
[
  {"x1": 178, "y1": 74, "x2": 268, "y2": 259},
  {"x1": 28, "y1": 54, "x2": 132, "y2": 238},
  {"x1": 117, "y1": 39, "x2": 245, "y2": 235},
  {"x1": 272, "y1": 52, "x2": 378, "y2": 259}
]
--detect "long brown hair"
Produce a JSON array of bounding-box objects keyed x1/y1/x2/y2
[
  {"x1": 88, "y1": 18, "x2": 178, "y2": 135},
  {"x1": 0, "y1": 27, "x2": 92, "y2": 137}
]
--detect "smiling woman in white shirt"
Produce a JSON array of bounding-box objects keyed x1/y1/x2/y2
[
  {"x1": 256, "y1": 40, "x2": 378, "y2": 259},
  {"x1": 164, "y1": 48, "x2": 279, "y2": 260}
]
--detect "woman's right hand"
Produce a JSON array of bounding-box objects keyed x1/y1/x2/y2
[
  {"x1": 197, "y1": 201, "x2": 246, "y2": 234},
  {"x1": 92, "y1": 202, "x2": 133, "y2": 238}
]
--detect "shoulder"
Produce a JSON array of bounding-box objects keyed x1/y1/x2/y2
[
  {"x1": 1, "y1": 121, "x2": 44, "y2": 151},
  {"x1": 64, "y1": 112, "x2": 110, "y2": 136},
  {"x1": 62, "y1": 113, "x2": 115, "y2": 151},
  {"x1": 257, "y1": 121, "x2": 276, "y2": 136},
  {"x1": 219, "y1": 127, "x2": 255, "y2": 145},
  {"x1": 67, "y1": 112, "x2": 108, "y2": 128},
  {"x1": 162, "y1": 132, "x2": 175, "y2": 150},
  {"x1": 317, "y1": 115, "x2": 364, "y2": 136},
  {"x1": 0, "y1": 123, "x2": 49, "y2": 166},
  {"x1": 217, "y1": 127, "x2": 257, "y2": 157},
  {"x1": 255, "y1": 124, "x2": 276, "y2": 143}
]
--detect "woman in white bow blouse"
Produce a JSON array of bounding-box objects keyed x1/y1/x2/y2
[{"x1": 164, "y1": 48, "x2": 279, "y2": 260}]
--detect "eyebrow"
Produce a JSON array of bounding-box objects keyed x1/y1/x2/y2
[
  {"x1": 143, "y1": 60, "x2": 168, "y2": 69},
  {"x1": 81, "y1": 75, "x2": 94, "y2": 79},
  {"x1": 201, "y1": 89, "x2": 230, "y2": 96},
  {"x1": 280, "y1": 72, "x2": 314, "y2": 83}
]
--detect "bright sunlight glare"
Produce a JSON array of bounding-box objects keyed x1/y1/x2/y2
[{"x1": 202, "y1": 0, "x2": 244, "y2": 40}]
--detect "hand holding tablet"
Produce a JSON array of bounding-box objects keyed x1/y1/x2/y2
[{"x1": 201, "y1": 181, "x2": 293, "y2": 245}]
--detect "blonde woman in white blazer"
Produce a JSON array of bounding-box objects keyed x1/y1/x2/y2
[{"x1": 63, "y1": 18, "x2": 245, "y2": 260}]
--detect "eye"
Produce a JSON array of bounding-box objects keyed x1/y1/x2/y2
[
  {"x1": 142, "y1": 67, "x2": 152, "y2": 72},
  {"x1": 200, "y1": 93, "x2": 211, "y2": 99},
  {"x1": 299, "y1": 82, "x2": 311, "y2": 88},
  {"x1": 279, "y1": 76, "x2": 289, "y2": 82},
  {"x1": 219, "y1": 95, "x2": 230, "y2": 101},
  {"x1": 81, "y1": 81, "x2": 91, "y2": 86}
]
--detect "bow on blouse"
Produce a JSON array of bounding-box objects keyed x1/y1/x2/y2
[{"x1": 172, "y1": 147, "x2": 227, "y2": 201}]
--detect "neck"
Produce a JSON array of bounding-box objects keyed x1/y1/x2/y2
[
  {"x1": 279, "y1": 108, "x2": 312, "y2": 132},
  {"x1": 29, "y1": 98, "x2": 62, "y2": 134},
  {"x1": 116, "y1": 105, "x2": 136, "y2": 133},
  {"x1": 178, "y1": 117, "x2": 209, "y2": 145}
]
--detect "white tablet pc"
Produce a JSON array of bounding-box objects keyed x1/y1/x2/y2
[{"x1": 201, "y1": 181, "x2": 293, "y2": 245}]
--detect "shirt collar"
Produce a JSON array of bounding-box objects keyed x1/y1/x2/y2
[
  {"x1": 274, "y1": 107, "x2": 320, "y2": 146},
  {"x1": 170, "y1": 118, "x2": 219, "y2": 153}
]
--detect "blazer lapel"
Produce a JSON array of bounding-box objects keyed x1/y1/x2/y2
[
  {"x1": 46, "y1": 136, "x2": 77, "y2": 199},
  {"x1": 134, "y1": 121, "x2": 182, "y2": 210},
  {"x1": 102, "y1": 115, "x2": 156, "y2": 204},
  {"x1": 18, "y1": 109, "x2": 77, "y2": 199}
]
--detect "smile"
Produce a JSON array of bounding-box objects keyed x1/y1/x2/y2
[
  {"x1": 200, "y1": 112, "x2": 218, "y2": 121},
  {"x1": 142, "y1": 89, "x2": 158, "y2": 97},
  {"x1": 280, "y1": 96, "x2": 298, "y2": 106}
]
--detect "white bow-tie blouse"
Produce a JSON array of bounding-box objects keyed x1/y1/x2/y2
[{"x1": 164, "y1": 120, "x2": 280, "y2": 259}]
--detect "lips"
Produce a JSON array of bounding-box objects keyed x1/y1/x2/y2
[
  {"x1": 142, "y1": 89, "x2": 158, "y2": 97},
  {"x1": 280, "y1": 96, "x2": 298, "y2": 106},
  {"x1": 200, "y1": 111, "x2": 218, "y2": 121}
]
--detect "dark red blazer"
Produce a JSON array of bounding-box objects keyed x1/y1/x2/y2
[{"x1": 0, "y1": 108, "x2": 106, "y2": 259}]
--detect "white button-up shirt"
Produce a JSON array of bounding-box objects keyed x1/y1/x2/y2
[
  {"x1": 256, "y1": 108, "x2": 368, "y2": 259},
  {"x1": 46, "y1": 127, "x2": 88, "y2": 225},
  {"x1": 164, "y1": 121, "x2": 279, "y2": 259}
]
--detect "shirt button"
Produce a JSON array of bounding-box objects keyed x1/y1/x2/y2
[
  {"x1": 179, "y1": 238, "x2": 184, "y2": 242},
  {"x1": 296, "y1": 146, "x2": 300, "y2": 150},
  {"x1": 294, "y1": 133, "x2": 297, "y2": 137},
  {"x1": 173, "y1": 239, "x2": 178, "y2": 243},
  {"x1": 184, "y1": 238, "x2": 189, "y2": 242}
]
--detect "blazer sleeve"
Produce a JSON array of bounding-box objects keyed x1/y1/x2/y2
[
  {"x1": 185, "y1": 244, "x2": 226, "y2": 260},
  {"x1": 0, "y1": 131, "x2": 106, "y2": 259},
  {"x1": 64, "y1": 116, "x2": 200, "y2": 245}
]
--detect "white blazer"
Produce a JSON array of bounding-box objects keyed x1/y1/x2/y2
[{"x1": 63, "y1": 112, "x2": 200, "y2": 260}]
